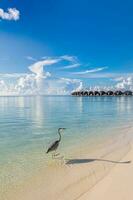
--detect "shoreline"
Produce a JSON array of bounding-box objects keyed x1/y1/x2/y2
[{"x1": 3, "y1": 126, "x2": 132, "y2": 200}]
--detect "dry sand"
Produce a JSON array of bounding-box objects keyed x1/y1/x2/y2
[{"x1": 79, "y1": 144, "x2": 133, "y2": 200}]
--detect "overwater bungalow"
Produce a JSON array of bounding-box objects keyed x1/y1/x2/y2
[
  {"x1": 88, "y1": 91, "x2": 94, "y2": 96},
  {"x1": 71, "y1": 90, "x2": 133, "y2": 96},
  {"x1": 94, "y1": 91, "x2": 100, "y2": 96},
  {"x1": 83, "y1": 91, "x2": 89, "y2": 96},
  {"x1": 124, "y1": 91, "x2": 132, "y2": 95},
  {"x1": 99, "y1": 91, "x2": 107, "y2": 96},
  {"x1": 114, "y1": 91, "x2": 123, "y2": 96},
  {"x1": 71, "y1": 91, "x2": 77, "y2": 96},
  {"x1": 107, "y1": 90, "x2": 114, "y2": 96}
]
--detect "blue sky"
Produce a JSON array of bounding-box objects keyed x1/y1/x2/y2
[{"x1": 0, "y1": 0, "x2": 133, "y2": 95}]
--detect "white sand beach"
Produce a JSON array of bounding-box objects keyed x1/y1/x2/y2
[
  {"x1": 80, "y1": 144, "x2": 133, "y2": 200},
  {"x1": 5, "y1": 132, "x2": 132, "y2": 200}
]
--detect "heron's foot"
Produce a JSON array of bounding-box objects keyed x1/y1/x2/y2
[
  {"x1": 54, "y1": 153, "x2": 60, "y2": 156},
  {"x1": 55, "y1": 155, "x2": 66, "y2": 164},
  {"x1": 52, "y1": 153, "x2": 60, "y2": 159},
  {"x1": 53, "y1": 155, "x2": 64, "y2": 161}
]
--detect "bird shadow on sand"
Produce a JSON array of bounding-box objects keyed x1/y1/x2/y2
[{"x1": 66, "y1": 158, "x2": 132, "y2": 165}]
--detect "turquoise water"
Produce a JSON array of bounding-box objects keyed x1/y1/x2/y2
[{"x1": 0, "y1": 96, "x2": 133, "y2": 196}]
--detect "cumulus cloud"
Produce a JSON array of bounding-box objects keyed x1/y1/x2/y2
[
  {"x1": 73, "y1": 67, "x2": 108, "y2": 75},
  {"x1": 0, "y1": 56, "x2": 83, "y2": 96},
  {"x1": 59, "y1": 78, "x2": 83, "y2": 93},
  {"x1": 0, "y1": 75, "x2": 82, "y2": 96},
  {"x1": 0, "y1": 80, "x2": 8, "y2": 91},
  {"x1": 115, "y1": 77, "x2": 133, "y2": 90},
  {"x1": 0, "y1": 8, "x2": 20, "y2": 21},
  {"x1": 14, "y1": 74, "x2": 37, "y2": 95},
  {"x1": 39, "y1": 78, "x2": 83, "y2": 95}
]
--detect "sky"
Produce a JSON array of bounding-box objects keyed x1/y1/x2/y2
[{"x1": 0, "y1": 0, "x2": 133, "y2": 95}]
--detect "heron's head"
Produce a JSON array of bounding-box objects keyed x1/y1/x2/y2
[{"x1": 58, "y1": 128, "x2": 66, "y2": 133}]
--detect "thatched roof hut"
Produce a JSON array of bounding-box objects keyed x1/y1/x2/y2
[
  {"x1": 88, "y1": 91, "x2": 94, "y2": 96},
  {"x1": 83, "y1": 91, "x2": 89, "y2": 96},
  {"x1": 94, "y1": 91, "x2": 100, "y2": 96},
  {"x1": 99, "y1": 91, "x2": 107, "y2": 96},
  {"x1": 107, "y1": 90, "x2": 114, "y2": 96},
  {"x1": 124, "y1": 91, "x2": 132, "y2": 95},
  {"x1": 114, "y1": 90, "x2": 123, "y2": 96},
  {"x1": 76, "y1": 91, "x2": 80, "y2": 96},
  {"x1": 80, "y1": 91, "x2": 84, "y2": 96},
  {"x1": 71, "y1": 91, "x2": 77, "y2": 96}
]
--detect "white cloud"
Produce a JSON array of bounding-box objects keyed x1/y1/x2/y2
[
  {"x1": 0, "y1": 75, "x2": 82, "y2": 96},
  {"x1": 61, "y1": 55, "x2": 80, "y2": 69},
  {"x1": 26, "y1": 56, "x2": 37, "y2": 61},
  {"x1": 0, "y1": 80, "x2": 8, "y2": 90},
  {"x1": 63, "y1": 63, "x2": 80, "y2": 69},
  {"x1": 0, "y1": 73, "x2": 27, "y2": 78},
  {"x1": 2, "y1": 55, "x2": 133, "y2": 95},
  {"x1": 15, "y1": 74, "x2": 38, "y2": 95},
  {"x1": 0, "y1": 56, "x2": 82, "y2": 95},
  {"x1": 0, "y1": 8, "x2": 20, "y2": 21},
  {"x1": 61, "y1": 55, "x2": 78, "y2": 62},
  {"x1": 41, "y1": 78, "x2": 83, "y2": 95},
  {"x1": 73, "y1": 67, "x2": 108, "y2": 75},
  {"x1": 86, "y1": 85, "x2": 115, "y2": 91},
  {"x1": 29, "y1": 58, "x2": 60, "y2": 78},
  {"x1": 28, "y1": 55, "x2": 80, "y2": 77},
  {"x1": 115, "y1": 76, "x2": 133, "y2": 90}
]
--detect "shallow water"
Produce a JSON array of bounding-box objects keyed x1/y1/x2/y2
[{"x1": 0, "y1": 96, "x2": 133, "y2": 198}]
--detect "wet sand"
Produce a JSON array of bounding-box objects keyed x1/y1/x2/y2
[{"x1": 4, "y1": 130, "x2": 132, "y2": 200}]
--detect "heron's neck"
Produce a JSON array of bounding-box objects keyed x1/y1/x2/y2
[{"x1": 58, "y1": 130, "x2": 61, "y2": 141}]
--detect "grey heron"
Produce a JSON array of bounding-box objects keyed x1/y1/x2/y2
[{"x1": 46, "y1": 128, "x2": 66, "y2": 156}]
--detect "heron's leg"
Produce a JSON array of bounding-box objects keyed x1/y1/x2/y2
[
  {"x1": 53, "y1": 152, "x2": 60, "y2": 160},
  {"x1": 52, "y1": 152, "x2": 56, "y2": 159},
  {"x1": 58, "y1": 155, "x2": 67, "y2": 165},
  {"x1": 54, "y1": 154, "x2": 65, "y2": 164},
  {"x1": 54, "y1": 152, "x2": 60, "y2": 157},
  {"x1": 52, "y1": 150, "x2": 59, "y2": 159}
]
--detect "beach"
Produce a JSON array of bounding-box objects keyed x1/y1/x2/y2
[
  {"x1": 80, "y1": 144, "x2": 133, "y2": 200},
  {"x1": 4, "y1": 130, "x2": 132, "y2": 200},
  {"x1": 3, "y1": 126, "x2": 132, "y2": 200},
  {"x1": 0, "y1": 96, "x2": 133, "y2": 200}
]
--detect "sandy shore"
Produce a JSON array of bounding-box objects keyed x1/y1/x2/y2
[
  {"x1": 4, "y1": 132, "x2": 132, "y2": 200},
  {"x1": 80, "y1": 144, "x2": 133, "y2": 200}
]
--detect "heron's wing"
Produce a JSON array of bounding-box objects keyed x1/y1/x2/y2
[{"x1": 46, "y1": 140, "x2": 59, "y2": 153}]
